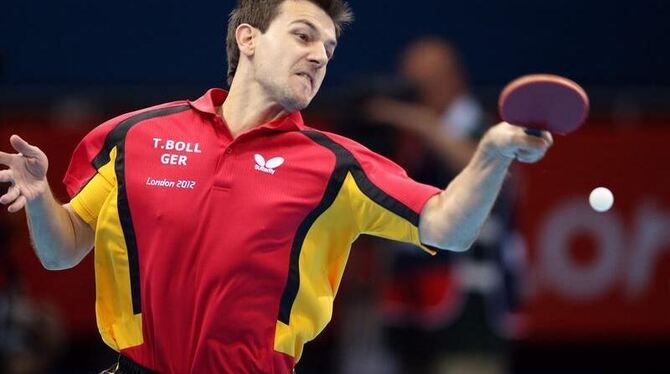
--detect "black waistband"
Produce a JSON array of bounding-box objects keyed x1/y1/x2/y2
[{"x1": 118, "y1": 355, "x2": 156, "y2": 374}]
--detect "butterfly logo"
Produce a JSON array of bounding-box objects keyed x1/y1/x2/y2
[{"x1": 254, "y1": 154, "x2": 285, "y2": 175}]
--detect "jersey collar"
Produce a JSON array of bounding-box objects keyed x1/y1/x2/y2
[{"x1": 189, "y1": 88, "x2": 305, "y2": 131}]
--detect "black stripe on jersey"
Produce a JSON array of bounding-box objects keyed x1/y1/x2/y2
[
  {"x1": 303, "y1": 131, "x2": 421, "y2": 225},
  {"x1": 92, "y1": 104, "x2": 191, "y2": 314},
  {"x1": 278, "y1": 130, "x2": 421, "y2": 324},
  {"x1": 277, "y1": 132, "x2": 349, "y2": 324}
]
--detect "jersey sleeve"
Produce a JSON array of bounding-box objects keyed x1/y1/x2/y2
[
  {"x1": 62, "y1": 115, "x2": 126, "y2": 226},
  {"x1": 336, "y1": 135, "x2": 442, "y2": 254}
]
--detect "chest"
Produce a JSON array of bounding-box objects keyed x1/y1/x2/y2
[{"x1": 119, "y1": 123, "x2": 335, "y2": 238}]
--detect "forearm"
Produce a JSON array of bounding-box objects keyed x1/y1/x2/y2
[
  {"x1": 419, "y1": 144, "x2": 512, "y2": 251},
  {"x1": 25, "y1": 185, "x2": 91, "y2": 270}
]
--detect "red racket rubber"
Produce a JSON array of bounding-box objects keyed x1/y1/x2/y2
[{"x1": 498, "y1": 74, "x2": 589, "y2": 135}]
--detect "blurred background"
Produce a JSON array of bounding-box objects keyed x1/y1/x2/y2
[{"x1": 1, "y1": 0, "x2": 670, "y2": 373}]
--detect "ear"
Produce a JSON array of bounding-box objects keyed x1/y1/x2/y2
[{"x1": 236, "y1": 23, "x2": 256, "y2": 57}]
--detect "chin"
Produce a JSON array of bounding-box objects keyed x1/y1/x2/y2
[{"x1": 281, "y1": 92, "x2": 313, "y2": 112}]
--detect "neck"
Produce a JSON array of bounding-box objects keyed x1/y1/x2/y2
[{"x1": 221, "y1": 79, "x2": 290, "y2": 138}]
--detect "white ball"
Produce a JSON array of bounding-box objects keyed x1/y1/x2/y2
[{"x1": 589, "y1": 187, "x2": 614, "y2": 212}]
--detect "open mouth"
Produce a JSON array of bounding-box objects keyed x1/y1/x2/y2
[{"x1": 296, "y1": 73, "x2": 313, "y2": 89}]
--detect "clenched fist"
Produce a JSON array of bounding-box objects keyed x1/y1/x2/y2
[{"x1": 479, "y1": 122, "x2": 553, "y2": 163}]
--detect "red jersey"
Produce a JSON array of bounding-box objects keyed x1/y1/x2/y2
[{"x1": 64, "y1": 88, "x2": 440, "y2": 373}]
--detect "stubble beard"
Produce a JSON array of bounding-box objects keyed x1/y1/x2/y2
[{"x1": 263, "y1": 76, "x2": 312, "y2": 113}]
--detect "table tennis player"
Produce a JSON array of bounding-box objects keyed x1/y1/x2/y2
[{"x1": 0, "y1": 1, "x2": 552, "y2": 372}]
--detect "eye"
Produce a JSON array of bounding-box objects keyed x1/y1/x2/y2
[{"x1": 295, "y1": 32, "x2": 309, "y2": 42}]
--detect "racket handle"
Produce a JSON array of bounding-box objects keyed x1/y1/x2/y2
[{"x1": 524, "y1": 128, "x2": 544, "y2": 137}]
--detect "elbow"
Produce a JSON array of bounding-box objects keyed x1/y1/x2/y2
[
  {"x1": 419, "y1": 203, "x2": 477, "y2": 252},
  {"x1": 446, "y1": 239, "x2": 474, "y2": 252},
  {"x1": 41, "y1": 258, "x2": 76, "y2": 271},
  {"x1": 434, "y1": 238, "x2": 474, "y2": 253},
  {"x1": 421, "y1": 232, "x2": 475, "y2": 253},
  {"x1": 38, "y1": 250, "x2": 80, "y2": 271}
]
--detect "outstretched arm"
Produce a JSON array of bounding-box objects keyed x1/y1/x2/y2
[
  {"x1": 0, "y1": 135, "x2": 94, "y2": 270},
  {"x1": 419, "y1": 122, "x2": 552, "y2": 251}
]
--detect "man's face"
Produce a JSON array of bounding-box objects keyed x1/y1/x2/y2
[{"x1": 252, "y1": 0, "x2": 337, "y2": 112}]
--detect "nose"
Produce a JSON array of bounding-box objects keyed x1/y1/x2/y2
[{"x1": 308, "y1": 43, "x2": 328, "y2": 68}]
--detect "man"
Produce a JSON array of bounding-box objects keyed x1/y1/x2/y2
[{"x1": 0, "y1": 0, "x2": 552, "y2": 372}]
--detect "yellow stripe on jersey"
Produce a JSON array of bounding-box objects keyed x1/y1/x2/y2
[
  {"x1": 69, "y1": 148, "x2": 116, "y2": 226},
  {"x1": 274, "y1": 171, "x2": 433, "y2": 360},
  {"x1": 69, "y1": 147, "x2": 143, "y2": 351}
]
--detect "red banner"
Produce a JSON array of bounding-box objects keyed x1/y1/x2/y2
[{"x1": 516, "y1": 125, "x2": 670, "y2": 340}]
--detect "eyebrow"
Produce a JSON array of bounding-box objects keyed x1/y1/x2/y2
[{"x1": 290, "y1": 19, "x2": 338, "y2": 50}]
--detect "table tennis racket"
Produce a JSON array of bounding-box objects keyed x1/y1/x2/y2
[{"x1": 498, "y1": 74, "x2": 589, "y2": 136}]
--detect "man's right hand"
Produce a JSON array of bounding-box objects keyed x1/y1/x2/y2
[
  {"x1": 0, "y1": 135, "x2": 50, "y2": 213},
  {"x1": 0, "y1": 135, "x2": 94, "y2": 269}
]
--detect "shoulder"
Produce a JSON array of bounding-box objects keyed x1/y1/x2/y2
[
  {"x1": 298, "y1": 127, "x2": 375, "y2": 158},
  {"x1": 99, "y1": 100, "x2": 191, "y2": 133},
  {"x1": 298, "y1": 127, "x2": 406, "y2": 175},
  {"x1": 64, "y1": 100, "x2": 192, "y2": 196},
  {"x1": 80, "y1": 100, "x2": 191, "y2": 145}
]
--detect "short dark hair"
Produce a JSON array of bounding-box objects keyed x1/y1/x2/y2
[{"x1": 226, "y1": 0, "x2": 353, "y2": 86}]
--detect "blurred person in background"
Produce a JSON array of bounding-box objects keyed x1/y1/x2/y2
[
  {"x1": 366, "y1": 37, "x2": 523, "y2": 374},
  {"x1": 0, "y1": 1, "x2": 550, "y2": 372}
]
